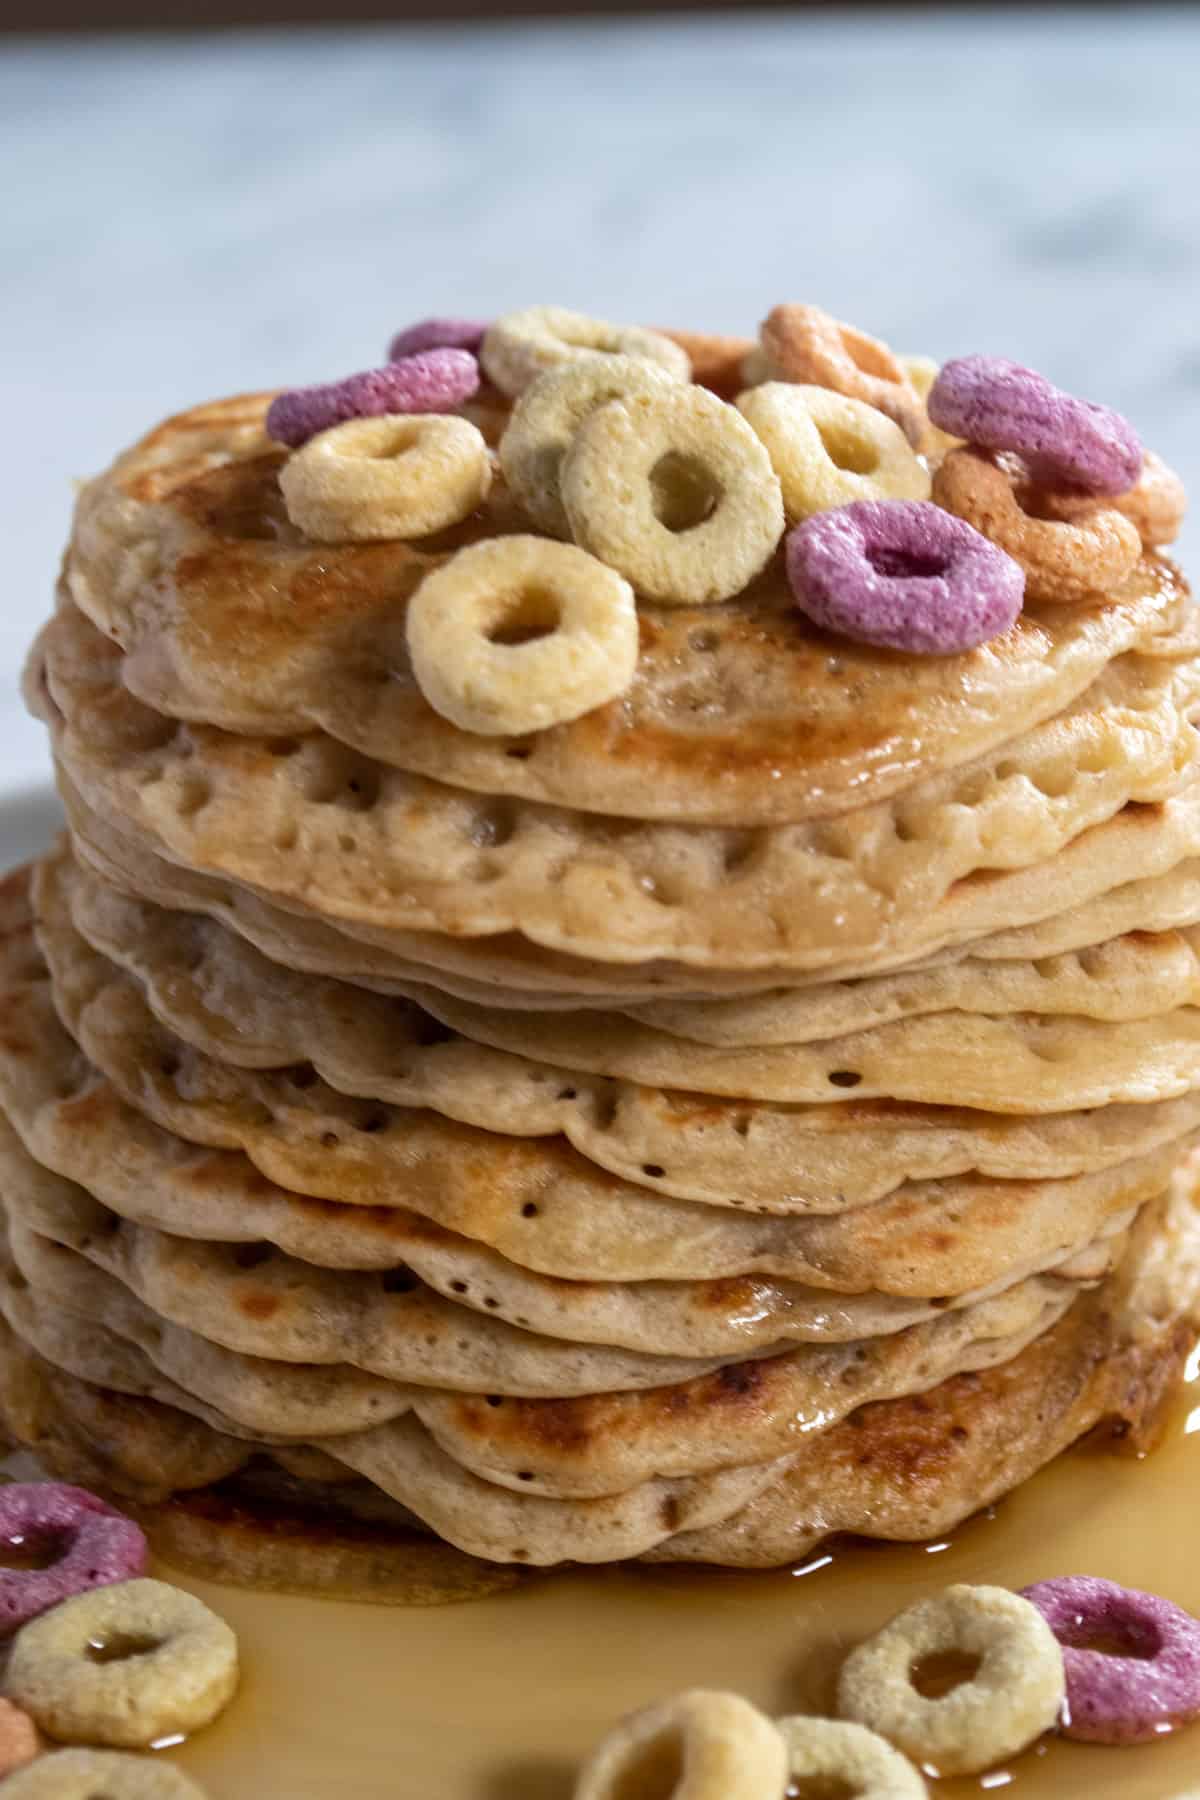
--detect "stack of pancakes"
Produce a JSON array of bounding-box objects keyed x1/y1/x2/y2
[{"x1": 2, "y1": 383, "x2": 1199, "y2": 1588}]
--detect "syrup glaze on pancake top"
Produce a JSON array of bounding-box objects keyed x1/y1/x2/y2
[
  {"x1": 64, "y1": 417, "x2": 1189, "y2": 827},
  {"x1": 2, "y1": 299, "x2": 1199, "y2": 1586}
]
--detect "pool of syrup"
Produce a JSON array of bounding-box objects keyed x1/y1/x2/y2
[{"x1": 111, "y1": 1346, "x2": 1200, "y2": 1800}]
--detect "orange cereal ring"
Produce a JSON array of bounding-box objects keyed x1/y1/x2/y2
[
  {"x1": 0, "y1": 1700, "x2": 39, "y2": 1778},
  {"x1": 655, "y1": 329, "x2": 757, "y2": 399},
  {"x1": 1036, "y1": 449, "x2": 1187, "y2": 550},
  {"x1": 932, "y1": 447, "x2": 1141, "y2": 603},
  {"x1": 760, "y1": 304, "x2": 924, "y2": 446}
]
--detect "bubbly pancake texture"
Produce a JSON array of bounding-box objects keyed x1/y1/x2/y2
[
  {"x1": 62, "y1": 394, "x2": 1194, "y2": 826},
  {"x1": 30, "y1": 603, "x2": 1200, "y2": 971}
]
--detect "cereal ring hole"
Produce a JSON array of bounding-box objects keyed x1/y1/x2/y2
[
  {"x1": 649, "y1": 452, "x2": 721, "y2": 533},
  {"x1": 85, "y1": 1632, "x2": 163, "y2": 1666},
  {"x1": 787, "y1": 1779, "x2": 857, "y2": 1800},
  {"x1": 608, "y1": 1723, "x2": 684, "y2": 1800},
  {"x1": 816, "y1": 421, "x2": 881, "y2": 477},
  {"x1": 0, "y1": 1530, "x2": 71, "y2": 1573},
  {"x1": 910, "y1": 1649, "x2": 983, "y2": 1698},
  {"x1": 1058, "y1": 1619, "x2": 1159, "y2": 1660},
  {"x1": 865, "y1": 543, "x2": 951, "y2": 581},
  {"x1": 845, "y1": 334, "x2": 899, "y2": 382},
  {"x1": 483, "y1": 583, "x2": 562, "y2": 648}
]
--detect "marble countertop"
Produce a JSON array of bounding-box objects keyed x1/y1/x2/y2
[{"x1": 3, "y1": 5, "x2": 1198, "y2": 797}]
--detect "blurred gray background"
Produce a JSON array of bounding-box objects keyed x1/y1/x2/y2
[{"x1": 3, "y1": 4, "x2": 1198, "y2": 791}]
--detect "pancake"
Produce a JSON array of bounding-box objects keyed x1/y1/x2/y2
[
  {"x1": 63, "y1": 776, "x2": 1200, "y2": 1003},
  {"x1": 62, "y1": 391, "x2": 1196, "y2": 826},
  {"x1": 0, "y1": 1018, "x2": 1143, "y2": 1361},
  {"x1": 40, "y1": 851, "x2": 1200, "y2": 1124},
  {"x1": 60, "y1": 833, "x2": 1200, "y2": 1043},
  {"x1": 0, "y1": 1109, "x2": 1120, "y2": 1369},
  {"x1": 0, "y1": 1181, "x2": 1192, "y2": 1573},
  {"x1": 31, "y1": 602, "x2": 1200, "y2": 971},
  {"x1": 4, "y1": 888, "x2": 1177, "y2": 1293},
  {"x1": 0, "y1": 1222, "x2": 1074, "y2": 1509},
  {"x1": 34, "y1": 851, "x2": 1200, "y2": 1238}
]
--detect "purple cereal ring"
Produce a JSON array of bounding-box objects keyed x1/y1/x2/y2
[
  {"x1": 785, "y1": 499, "x2": 1025, "y2": 655},
  {"x1": 266, "y1": 349, "x2": 480, "y2": 448},
  {"x1": 0, "y1": 1483, "x2": 148, "y2": 1634},
  {"x1": 1021, "y1": 1576, "x2": 1200, "y2": 1744},
  {"x1": 388, "y1": 316, "x2": 489, "y2": 361},
  {"x1": 928, "y1": 356, "x2": 1142, "y2": 496}
]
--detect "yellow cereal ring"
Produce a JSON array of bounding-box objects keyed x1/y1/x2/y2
[
  {"x1": 407, "y1": 534, "x2": 639, "y2": 735},
  {"x1": 500, "y1": 356, "x2": 682, "y2": 538},
  {"x1": 900, "y1": 354, "x2": 964, "y2": 459},
  {"x1": 562, "y1": 385, "x2": 785, "y2": 606},
  {"x1": 777, "y1": 1716, "x2": 926, "y2": 1798},
  {"x1": 900, "y1": 354, "x2": 939, "y2": 401},
  {"x1": 279, "y1": 413, "x2": 491, "y2": 542},
  {"x1": 575, "y1": 1689, "x2": 787, "y2": 1800},
  {"x1": 741, "y1": 346, "x2": 771, "y2": 389},
  {"x1": 0, "y1": 1749, "x2": 209, "y2": 1798},
  {"x1": 7, "y1": 1578, "x2": 239, "y2": 1749},
  {"x1": 481, "y1": 306, "x2": 690, "y2": 398},
  {"x1": 933, "y1": 447, "x2": 1141, "y2": 603},
  {"x1": 837, "y1": 1583, "x2": 1065, "y2": 1776},
  {"x1": 737, "y1": 383, "x2": 931, "y2": 520}
]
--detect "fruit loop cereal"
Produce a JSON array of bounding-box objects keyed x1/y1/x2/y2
[
  {"x1": 265, "y1": 350, "x2": 480, "y2": 448},
  {"x1": 7, "y1": 1577, "x2": 239, "y2": 1749},
  {"x1": 0, "y1": 1700, "x2": 39, "y2": 1779},
  {"x1": 837, "y1": 1584, "x2": 1065, "y2": 1776},
  {"x1": 0, "y1": 1749, "x2": 209, "y2": 1798},
  {"x1": 760, "y1": 304, "x2": 924, "y2": 446},
  {"x1": 280, "y1": 413, "x2": 492, "y2": 542},
  {"x1": 776, "y1": 1716, "x2": 926, "y2": 1798},
  {"x1": 933, "y1": 448, "x2": 1142, "y2": 604},
  {"x1": 928, "y1": 355, "x2": 1143, "y2": 495},
  {"x1": 500, "y1": 356, "x2": 682, "y2": 538},
  {"x1": 574, "y1": 1689, "x2": 787, "y2": 1800},
  {"x1": 388, "y1": 316, "x2": 489, "y2": 360},
  {"x1": 737, "y1": 383, "x2": 931, "y2": 521},
  {"x1": 1021, "y1": 1576, "x2": 1200, "y2": 1744},
  {"x1": 786, "y1": 500, "x2": 1024, "y2": 655},
  {"x1": 407, "y1": 535, "x2": 639, "y2": 735},
  {"x1": 481, "y1": 306, "x2": 690, "y2": 399},
  {"x1": 561, "y1": 385, "x2": 784, "y2": 606},
  {"x1": 0, "y1": 1483, "x2": 147, "y2": 1633}
]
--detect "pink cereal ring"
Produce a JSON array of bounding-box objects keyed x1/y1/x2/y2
[
  {"x1": 266, "y1": 350, "x2": 480, "y2": 448},
  {"x1": 786, "y1": 499, "x2": 1025, "y2": 655},
  {"x1": 0, "y1": 1484, "x2": 148, "y2": 1634},
  {"x1": 1021, "y1": 1576, "x2": 1200, "y2": 1743},
  {"x1": 928, "y1": 356, "x2": 1142, "y2": 496},
  {"x1": 388, "y1": 317, "x2": 489, "y2": 360}
]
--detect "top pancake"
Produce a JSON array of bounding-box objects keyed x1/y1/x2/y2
[{"x1": 65, "y1": 393, "x2": 1193, "y2": 827}]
